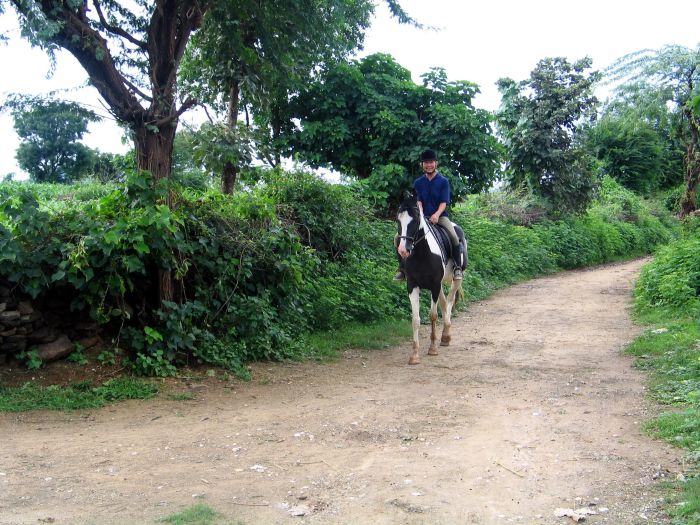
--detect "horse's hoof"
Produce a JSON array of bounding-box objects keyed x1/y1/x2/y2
[
  {"x1": 427, "y1": 348, "x2": 438, "y2": 356},
  {"x1": 408, "y1": 356, "x2": 421, "y2": 365},
  {"x1": 440, "y1": 335, "x2": 451, "y2": 346}
]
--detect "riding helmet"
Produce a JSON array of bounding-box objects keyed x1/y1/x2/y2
[{"x1": 420, "y1": 149, "x2": 437, "y2": 161}]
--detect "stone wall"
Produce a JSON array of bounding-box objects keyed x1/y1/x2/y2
[{"x1": 0, "y1": 281, "x2": 101, "y2": 366}]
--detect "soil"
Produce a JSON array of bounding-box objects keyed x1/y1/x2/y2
[{"x1": 0, "y1": 258, "x2": 685, "y2": 525}]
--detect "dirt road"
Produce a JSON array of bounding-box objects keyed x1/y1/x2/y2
[{"x1": 0, "y1": 259, "x2": 684, "y2": 525}]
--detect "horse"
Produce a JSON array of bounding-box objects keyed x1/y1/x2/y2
[{"x1": 396, "y1": 192, "x2": 465, "y2": 365}]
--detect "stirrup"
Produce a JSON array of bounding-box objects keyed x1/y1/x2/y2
[{"x1": 393, "y1": 271, "x2": 405, "y2": 281}]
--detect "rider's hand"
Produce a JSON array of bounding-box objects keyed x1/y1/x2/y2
[{"x1": 429, "y1": 213, "x2": 439, "y2": 224}]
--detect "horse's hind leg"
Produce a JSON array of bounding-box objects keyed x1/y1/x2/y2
[
  {"x1": 440, "y1": 287, "x2": 452, "y2": 346},
  {"x1": 428, "y1": 297, "x2": 439, "y2": 356},
  {"x1": 408, "y1": 287, "x2": 421, "y2": 365}
]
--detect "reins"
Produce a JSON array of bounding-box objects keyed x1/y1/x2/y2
[{"x1": 397, "y1": 232, "x2": 427, "y2": 247}]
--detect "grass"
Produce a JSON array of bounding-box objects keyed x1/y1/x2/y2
[
  {"x1": 0, "y1": 376, "x2": 158, "y2": 411},
  {"x1": 303, "y1": 317, "x2": 413, "y2": 360},
  {"x1": 161, "y1": 504, "x2": 242, "y2": 525},
  {"x1": 626, "y1": 311, "x2": 700, "y2": 522},
  {"x1": 668, "y1": 476, "x2": 700, "y2": 524},
  {"x1": 167, "y1": 392, "x2": 196, "y2": 401}
]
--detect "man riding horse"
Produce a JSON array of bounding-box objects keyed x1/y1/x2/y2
[{"x1": 395, "y1": 149, "x2": 463, "y2": 281}]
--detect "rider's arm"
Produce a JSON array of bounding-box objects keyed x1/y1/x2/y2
[{"x1": 430, "y1": 202, "x2": 446, "y2": 223}]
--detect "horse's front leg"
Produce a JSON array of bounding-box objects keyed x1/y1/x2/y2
[
  {"x1": 408, "y1": 287, "x2": 421, "y2": 365},
  {"x1": 428, "y1": 296, "x2": 439, "y2": 356}
]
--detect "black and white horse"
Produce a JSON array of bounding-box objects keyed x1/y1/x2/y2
[{"x1": 396, "y1": 192, "x2": 465, "y2": 365}]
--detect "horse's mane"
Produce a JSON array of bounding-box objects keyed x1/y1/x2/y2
[{"x1": 398, "y1": 192, "x2": 418, "y2": 214}]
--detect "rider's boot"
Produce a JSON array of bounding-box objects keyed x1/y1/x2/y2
[
  {"x1": 452, "y1": 249, "x2": 463, "y2": 280},
  {"x1": 393, "y1": 249, "x2": 406, "y2": 281}
]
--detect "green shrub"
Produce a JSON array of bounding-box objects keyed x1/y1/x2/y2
[
  {"x1": 635, "y1": 237, "x2": 700, "y2": 316},
  {"x1": 0, "y1": 168, "x2": 679, "y2": 377}
]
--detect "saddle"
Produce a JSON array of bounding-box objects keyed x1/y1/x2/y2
[{"x1": 428, "y1": 222, "x2": 469, "y2": 270}]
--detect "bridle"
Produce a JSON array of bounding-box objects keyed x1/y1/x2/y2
[{"x1": 397, "y1": 206, "x2": 428, "y2": 250}]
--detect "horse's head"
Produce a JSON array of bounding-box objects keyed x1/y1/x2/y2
[{"x1": 397, "y1": 190, "x2": 421, "y2": 254}]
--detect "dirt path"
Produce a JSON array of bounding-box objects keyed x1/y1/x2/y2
[{"x1": 1, "y1": 259, "x2": 684, "y2": 525}]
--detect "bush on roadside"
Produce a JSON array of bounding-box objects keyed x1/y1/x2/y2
[{"x1": 0, "y1": 170, "x2": 678, "y2": 377}]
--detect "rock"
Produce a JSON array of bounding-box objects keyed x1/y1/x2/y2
[
  {"x1": 0, "y1": 302, "x2": 6, "y2": 314},
  {"x1": 27, "y1": 311, "x2": 42, "y2": 323},
  {"x1": 554, "y1": 507, "x2": 596, "y2": 522},
  {"x1": 288, "y1": 505, "x2": 310, "y2": 517},
  {"x1": 0, "y1": 327, "x2": 17, "y2": 337},
  {"x1": 35, "y1": 334, "x2": 74, "y2": 362},
  {"x1": 0, "y1": 310, "x2": 21, "y2": 327},
  {"x1": 27, "y1": 326, "x2": 59, "y2": 345},
  {"x1": 1, "y1": 340, "x2": 26, "y2": 353},
  {"x1": 76, "y1": 335, "x2": 101, "y2": 350},
  {"x1": 75, "y1": 320, "x2": 99, "y2": 332},
  {"x1": 18, "y1": 301, "x2": 33, "y2": 315}
]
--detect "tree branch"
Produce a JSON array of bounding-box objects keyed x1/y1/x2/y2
[
  {"x1": 152, "y1": 97, "x2": 197, "y2": 127},
  {"x1": 28, "y1": 0, "x2": 145, "y2": 125},
  {"x1": 93, "y1": 0, "x2": 147, "y2": 50}
]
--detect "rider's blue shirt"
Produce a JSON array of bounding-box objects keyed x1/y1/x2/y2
[{"x1": 413, "y1": 172, "x2": 450, "y2": 218}]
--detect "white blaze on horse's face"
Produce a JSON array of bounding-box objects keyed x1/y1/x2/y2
[{"x1": 397, "y1": 210, "x2": 412, "y2": 252}]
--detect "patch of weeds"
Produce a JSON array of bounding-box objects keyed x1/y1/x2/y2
[
  {"x1": 97, "y1": 350, "x2": 117, "y2": 366},
  {"x1": 16, "y1": 349, "x2": 43, "y2": 370},
  {"x1": 644, "y1": 407, "x2": 700, "y2": 450},
  {"x1": 626, "y1": 314, "x2": 700, "y2": 521},
  {"x1": 625, "y1": 321, "x2": 700, "y2": 404},
  {"x1": 160, "y1": 503, "x2": 242, "y2": 525},
  {"x1": 167, "y1": 392, "x2": 196, "y2": 401},
  {"x1": 664, "y1": 475, "x2": 700, "y2": 524},
  {"x1": 67, "y1": 343, "x2": 88, "y2": 366},
  {"x1": 92, "y1": 377, "x2": 158, "y2": 402},
  {"x1": 304, "y1": 318, "x2": 412, "y2": 360},
  {"x1": 0, "y1": 377, "x2": 158, "y2": 411}
]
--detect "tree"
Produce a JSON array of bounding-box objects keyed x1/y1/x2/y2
[
  {"x1": 283, "y1": 53, "x2": 500, "y2": 207},
  {"x1": 7, "y1": 0, "x2": 205, "y2": 191},
  {"x1": 8, "y1": 97, "x2": 100, "y2": 183},
  {"x1": 585, "y1": 84, "x2": 685, "y2": 194},
  {"x1": 496, "y1": 57, "x2": 601, "y2": 215},
  {"x1": 606, "y1": 45, "x2": 700, "y2": 216},
  {"x1": 586, "y1": 115, "x2": 668, "y2": 195},
  {"x1": 179, "y1": 0, "x2": 383, "y2": 193}
]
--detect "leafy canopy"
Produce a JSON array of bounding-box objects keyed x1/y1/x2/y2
[
  {"x1": 283, "y1": 53, "x2": 500, "y2": 208},
  {"x1": 496, "y1": 57, "x2": 601, "y2": 215},
  {"x1": 5, "y1": 96, "x2": 100, "y2": 183},
  {"x1": 585, "y1": 84, "x2": 686, "y2": 195},
  {"x1": 605, "y1": 44, "x2": 700, "y2": 216}
]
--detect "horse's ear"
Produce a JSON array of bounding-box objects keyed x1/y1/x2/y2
[{"x1": 402, "y1": 189, "x2": 416, "y2": 201}]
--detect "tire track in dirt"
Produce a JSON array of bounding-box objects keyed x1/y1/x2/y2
[{"x1": 0, "y1": 258, "x2": 683, "y2": 524}]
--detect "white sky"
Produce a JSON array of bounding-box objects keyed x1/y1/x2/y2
[{"x1": 1, "y1": 0, "x2": 699, "y2": 178}]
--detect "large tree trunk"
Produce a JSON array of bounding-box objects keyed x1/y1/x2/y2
[
  {"x1": 222, "y1": 83, "x2": 241, "y2": 194},
  {"x1": 680, "y1": 114, "x2": 700, "y2": 218},
  {"x1": 222, "y1": 162, "x2": 238, "y2": 194},
  {"x1": 134, "y1": 123, "x2": 178, "y2": 303},
  {"x1": 680, "y1": 143, "x2": 700, "y2": 218},
  {"x1": 134, "y1": 124, "x2": 177, "y2": 186}
]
